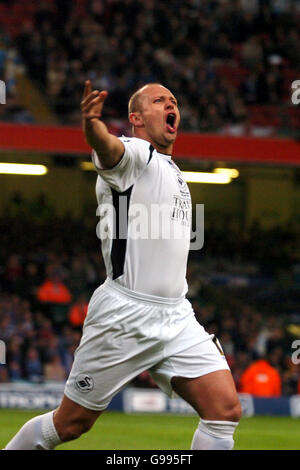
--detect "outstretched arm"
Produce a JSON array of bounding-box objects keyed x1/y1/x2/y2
[{"x1": 81, "y1": 80, "x2": 124, "y2": 169}]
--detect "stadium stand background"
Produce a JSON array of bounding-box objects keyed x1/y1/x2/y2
[
  {"x1": 0, "y1": 0, "x2": 299, "y2": 134},
  {"x1": 0, "y1": 0, "x2": 300, "y2": 399}
]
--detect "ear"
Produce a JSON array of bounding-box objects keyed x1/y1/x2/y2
[{"x1": 129, "y1": 112, "x2": 144, "y2": 128}]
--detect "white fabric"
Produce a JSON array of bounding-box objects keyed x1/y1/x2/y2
[
  {"x1": 4, "y1": 411, "x2": 61, "y2": 450},
  {"x1": 191, "y1": 419, "x2": 238, "y2": 450},
  {"x1": 64, "y1": 280, "x2": 229, "y2": 411},
  {"x1": 92, "y1": 136, "x2": 191, "y2": 299}
]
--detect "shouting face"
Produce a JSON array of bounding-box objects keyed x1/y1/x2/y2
[{"x1": 129, "y1": 83, "x2": 180, "y2": 154}]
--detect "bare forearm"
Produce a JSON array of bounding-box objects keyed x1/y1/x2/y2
[
  {"x1": 84, "y1": 119, "x2": 115, "y2": 158},
  {"x1": 81, "y1": 82, "x2": 124, "y2": 169}
]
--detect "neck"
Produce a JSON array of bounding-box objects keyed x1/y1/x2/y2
[
  {"x1": 133, "y1": 129, "x2": 174, "y2": 155},
  {"x1": 153, "y1": 142, "x2": 173, "y2": 155}
]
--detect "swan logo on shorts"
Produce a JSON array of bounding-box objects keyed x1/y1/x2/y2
[{"x1": 75, "y1": 374, "x2": 94, "y2": 393}]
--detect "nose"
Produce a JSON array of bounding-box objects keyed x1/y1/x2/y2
[{"x1": 166, "y1": 101, "x2": 175, "y2": 110}]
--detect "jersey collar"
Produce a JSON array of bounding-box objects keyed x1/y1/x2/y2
[{"x1": 157, "y1": 151, "x2": 172, "y2": 161}]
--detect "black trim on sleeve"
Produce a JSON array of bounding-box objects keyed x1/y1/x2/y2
[{"x1": 110, "y1": 185, "x2": 133, "y2": 280}]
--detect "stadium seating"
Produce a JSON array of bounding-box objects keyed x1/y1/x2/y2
[{"x1": 0, "y1": 0, "x2": 298, "y2": 134}]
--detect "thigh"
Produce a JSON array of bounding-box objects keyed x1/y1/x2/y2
[
  {"x1": 150, "y1": 330, "x2": 230, "y2": 398},
  {"x1": 54, "y1": 394, "x2": 103, "y2": 436},
  {"x1": 171, "y1": 370, "x2": 241, "y2": 421}
]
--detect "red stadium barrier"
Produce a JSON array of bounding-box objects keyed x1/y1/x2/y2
[{"x1": 0, "y1": 122, "x2": 299, "y2": 165}]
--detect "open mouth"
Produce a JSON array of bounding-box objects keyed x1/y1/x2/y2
[{"x1": 166, "y1": 113, "x2": 177, "y2": 132}]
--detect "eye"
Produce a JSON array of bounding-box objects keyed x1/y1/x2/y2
[{"x1": 154, "y1": 98, "x2": 161, "y2": 103}]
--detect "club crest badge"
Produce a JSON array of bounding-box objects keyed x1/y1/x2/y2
[{"x1": 75, "y1": 374, "x2": 94, "y2": 393}]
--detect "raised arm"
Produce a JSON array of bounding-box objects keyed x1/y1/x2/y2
[{"x1": 81, "y1": 80, "x2": 124, "y2": 169}]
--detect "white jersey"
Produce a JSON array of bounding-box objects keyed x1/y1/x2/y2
[{"x1": 92, "y1": 136, "x2": 192, "y2": 299}]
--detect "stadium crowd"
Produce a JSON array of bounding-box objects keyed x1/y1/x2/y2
[
  {"x1": 0, "y1": 31, "x2": 34, "y2": 123},
  {"x1": 0, "y1": 0, "x2": 299, "y2": 133},
  {"x1": 0, "y1": 194, "x2": 300, "y2": 396}
]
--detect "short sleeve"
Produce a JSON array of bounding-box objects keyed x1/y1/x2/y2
[{"x1": 92, "y1": 137, "x2": 153, "y2": 192}]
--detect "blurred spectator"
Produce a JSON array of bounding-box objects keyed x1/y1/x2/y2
[
  {"x1": 68, "y1": 295, "x2": 88, "y2": 329},
  {"x1": 37, "y1": 269, "x2": 72, "y2": 329},
  {"x1": 0, "y1": 315, "x2": 15, "y2": 342},
  {"x1": 281, "y1": 358, "x2": 300, "y2": 396},
  {"x1": 16, "y1": 307, "x2": 34, "y2": 338},
  {"x1": 41, "y1": 335, "x2": 63, "y2": 364},
  {"x1": 241, "y1": 70, "x2": 259, "y2": 105},
  {"x1": 44, "y1": 354, "x2": 66, "y2": 382},
  {"x1": 68, "y1": 257, "x2": 89, "y2": 297},
  {"x1": 37, "y1": 271, "x2": 72, "y2": 305},
  {"x1": 36, "y1": 316, "x2": 55, "y2": 342},
  {"x1": 0, "y1": 365, "x2": 9, "y2": 383},
  {"x1": 6, "y1": 337, "x2": 22, "y2": 365},
  {"x1": 24, "y1": 347, "x2": 43, "y2": 383},
  {"x1": 18, "y1": 262, "x2": 41, "y2": 304},
  {"x1": 7, "y1": 360, "x2": 22, "y2": 382},
  {"x1": 238, "y1": 356, "x2": 282, "y2": 397},
  {"x1": 241, "y1": 35, "x2": 264, "y2": 67},
  {"x1": 61, "y1": 343, "x2": 77, "y2": 377},
  {"x1": 219, "y1": 331, "x2": 235, "y2": 364},
  {"x1": 3, "y1": 254, "x2": 23, "y2": 293}
]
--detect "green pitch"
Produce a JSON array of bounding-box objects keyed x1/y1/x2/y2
[{"x1": 0, "y1": 410, "x2": 299, "y2": 450}]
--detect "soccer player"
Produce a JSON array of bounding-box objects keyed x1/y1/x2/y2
[{"x1": 4, "y1": 81, "x2": 241, "y2": 450}]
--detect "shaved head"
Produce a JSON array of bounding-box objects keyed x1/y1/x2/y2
[{"x1": 128, "y1": 83, "x2": 166, "y2": 115}]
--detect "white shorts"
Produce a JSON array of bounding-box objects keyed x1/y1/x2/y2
[{"x1": 64, "y1": 279, "x2": 229, "y2": 411}]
